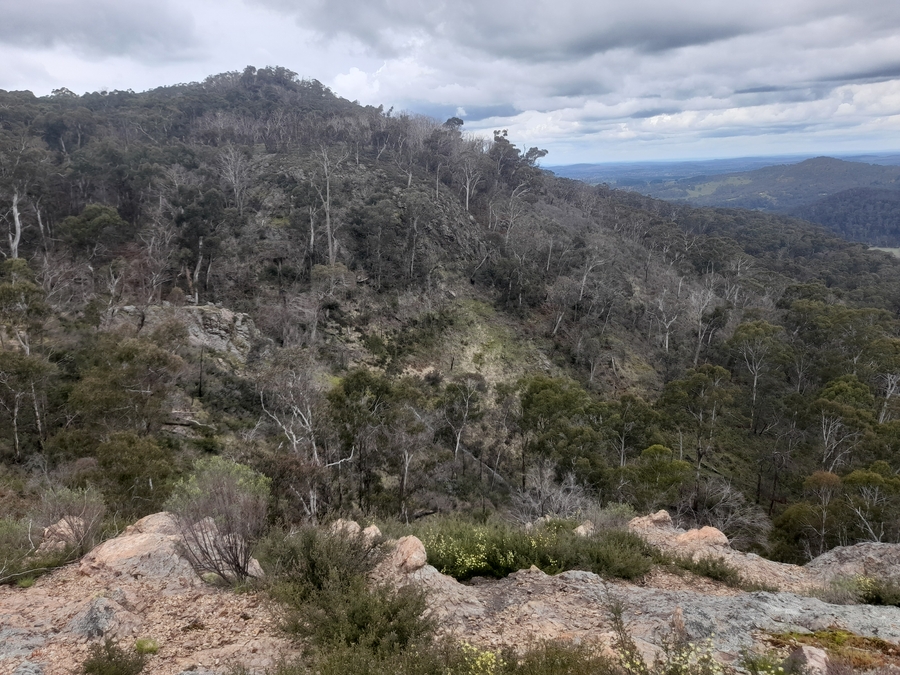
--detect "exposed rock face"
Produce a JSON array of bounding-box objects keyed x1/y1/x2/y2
[
  {"x1": 0, "y1": 512, "x2": 294, "y2": 675},
  {"x1": 806, "y1": 542, "x2": 900, "y2": 583},
  {"x1": 6, "y1": 513, "x2": 900, "y2": 675},
  {"x1": 78, "y1": 512, "x2": 197, "y2": 589},
  {"x1": 628, "y1": 510, "x2": 816, "y2": 592},
  {"x1": 66, "y1": 597, "x2": 141, "y2": 640},
  {"x1": 108, "y1": 304, "x2": 258, "y2": 363},
  {"x1": 362, "y1": 517, "x2": 900, "y2": 661},
  {"x1": 785, "y1": 646, "x2": 830, "y2": 675}
]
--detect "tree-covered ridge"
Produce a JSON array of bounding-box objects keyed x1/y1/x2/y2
[
  {"x1": 603, "y1": 157, "x2": 900, "y2": 246},
  {"x1": 2, "y1": 66, "x2": 900, "y2": 564}
]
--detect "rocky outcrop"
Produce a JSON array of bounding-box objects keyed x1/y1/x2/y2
[
  {"x1": 6, "y1": 513, "x2": 900, "y2": 675},
  {"x1": 628, "y1": 510, "x2": 817, "y2": 592},
  {"x1": 806, "y1": 542, "x2": 900, "y2": 583},
  {"x1": 0, "y1": 512, "x2": 293, "y2": 675},
  {"x1": 77, "y1": 513, "x2": 198, "y2": 589},
  {"x1": 107, "y1": 304, "x2": 259, "y2": 363},
  {"x1": 627, "y1": 509, "x2": 900, "y2": 591}
]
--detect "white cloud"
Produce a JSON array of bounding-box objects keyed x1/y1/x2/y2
[{"x1": 1, "y1": 0, "x2": 900, "y2": 162}]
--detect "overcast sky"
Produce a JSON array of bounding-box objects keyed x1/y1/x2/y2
[{"x1": 2, "y1": 0, "x2": 900, "y2": 163}]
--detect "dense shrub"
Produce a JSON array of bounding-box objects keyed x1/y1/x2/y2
[
  {"x1": 816, "y1": 575, "x2": 900, "y2": 607},
  {"x1": 1, "y1": 486, "x2": 106, "y2": 585},
  {"x1": 261, "y1": 526, "x2": 431, "y2": 654},
  {"x1": 410, "y1": 516, "x2": 655, "y2": 581},
  {"x1": 270, "y1": 639, "x2": 616, "y2": 675}
]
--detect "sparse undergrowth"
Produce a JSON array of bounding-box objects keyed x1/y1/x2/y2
[
  {"x1": 813, "y1": 575, "x2": 900, "y2": 607},
  {"x1": 768, "y1": 630, "x2": 900, "y2": 670},
  {"x1": 655, "y1": 554, "x2": 776, "y2": 593},
  {"x1": 81, "y1": 639, "x2": 145, "y2": 675}
]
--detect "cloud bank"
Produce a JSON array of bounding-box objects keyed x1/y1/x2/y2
[{"x1": 1, "y1": 0, "x2": 899, "y2": 161}]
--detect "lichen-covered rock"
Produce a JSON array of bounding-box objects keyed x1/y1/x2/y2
[
  {"x1": 784, "y1": 646, "x2": 829, "y2": 675},
  {"x1": 66, "y1": 597, "x2": 142, "y2": 640},
  {"x1": 806, "y1": 542, "x2": 900, "y2": 583},
  {"x1": 78, "y1": 512, "x2": 197, "y2": 589},
  {"x1": 12, "y1": 660, "x2": 44, "y2": 675}
]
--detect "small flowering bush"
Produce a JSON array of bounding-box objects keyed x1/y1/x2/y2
[
  {"x1": 741, "y1": 650, "x2": 788, "y2": 675},
  {"x1": 459, "y1": 642, "x2": 505, "y2": 675}
]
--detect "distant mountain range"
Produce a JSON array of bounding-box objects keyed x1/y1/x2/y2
[{"x1": 549, "y1": 155, "x2": 900, "y2": 246}]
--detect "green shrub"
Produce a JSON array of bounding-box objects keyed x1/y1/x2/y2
[
  {"x1": 0, "y1": 515, "x2": 76, "y2": 586},
  {"x1": 741, "y1": 649, "x2": 794, "y2": 675},
  {"x1": 82, "y1": 639, "x2": 145, "y2": 675},
  {"x1": 582, "y1": 530, "x2": 655, "y2": 580},
  {"x1": 133, "y1": 638, "x2": 158, "y2": 655},
  {"x1": 813, "y1": 575, "x2": 900, "y2": 607},
  {"x1": 259, "y1": 526, "x2": 384, "y2": 601},
  {"x1": 415, "y1": 516, "x2": 655, "y2": 581},
  {"x1": 860, "y1": 576, "x2": 900, "y2": 607},
  {"x1": 262, "y1": 526, "x2": 431, "y2": 654},
  {"x1": 269, "y1": 639, "x2": 616, "y2": 675},
  {"x1": 294, "y1": 575, "x2": 431, "y2": 653},
  {"x1": 675, "y1": 556, "x2": 743, "y2": 588},
  {"x1": 503, "y1": 641, "x2": 617, "y2": 675}
]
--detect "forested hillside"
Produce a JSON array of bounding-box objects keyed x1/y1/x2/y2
[
  {"x1": 601, "y1": 157, "x2": 900, "y2": 247},
  {"x1": 3, "y1": 66, "x2": 900, "y2": 564}
]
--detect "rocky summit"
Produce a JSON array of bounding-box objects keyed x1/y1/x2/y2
[{"x1": 3, "y1": 512, "x2": 900, "y2": 674}]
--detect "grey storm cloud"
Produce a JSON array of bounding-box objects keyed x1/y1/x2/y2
[
  {"x1": 251, "y1": 0, "x2": 896, "y2": 62},
  {"x1": 1, "y1": 0, "x2": 899, "y2": 161},
  {"x1": 0, "y1": 0, "x2": 199, "y2": 60}
]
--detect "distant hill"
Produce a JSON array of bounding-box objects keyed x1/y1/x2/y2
[
  {"x1": 547, "y1": 155, "x2": 813, "y2": 185},
  {"x1": 640, "y1": 157, "x2": 900, "y2": 210},
  {"x1": 555, "y1": 157, "x2": 900, "y2": 246}
]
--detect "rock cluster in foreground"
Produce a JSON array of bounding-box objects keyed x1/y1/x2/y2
[{"x1": 3, "y1": 511, "x2": 900, "y2": 674}]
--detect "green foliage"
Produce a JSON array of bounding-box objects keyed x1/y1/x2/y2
[
  {"x1": 68, "y1": 335, "x2": 183, "y2": 436},
  {"x1": 1, "y1": 484, "x2": 107, "y2": 585},
  {"x1": 415, "y1": 516, "x2": 654, "y2": 581},
  {"x1": 262, "y1": 526, "x2": 431, "y2": 654},
  {"x1": 270, "y1": 637, "x2": 616, "y2": 675},
  {"x1": 81, "y1": 639, "x2": 145, "y2": 675},
  {"x1": 739, "y1": 649, "x2": 792, "y2": 675},
  {"x1": 59, "y1": 204, "x2": 131, "y2": 255},
  {"x1": 816, "y1": 575, "x2": 900, "y2": 607},
  {"x1": 133, "y1": 638, "x2": 159, "y2": 655},
  {"x1": 94, "y1": 433, "x2": 174, "y2": 516},
  {"x1": 674, "y1": 556, "x2": 743, "y2": 587}
]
